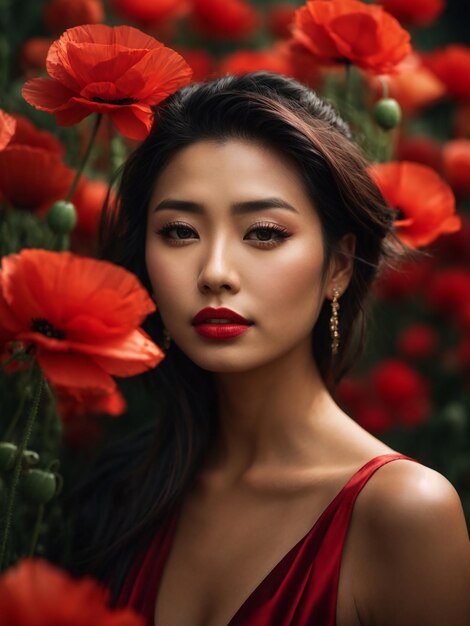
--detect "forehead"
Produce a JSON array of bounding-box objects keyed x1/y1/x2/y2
[{"x1": 149, "y1": 138, "x2": 313, "y2": 210}]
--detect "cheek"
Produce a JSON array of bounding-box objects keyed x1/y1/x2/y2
[
  {"x1": 145, "y1": 238, "x2": 188, "y2": 308},
  {"x1": 250, "y1": 243, "x2": 325, "y2": 322}
]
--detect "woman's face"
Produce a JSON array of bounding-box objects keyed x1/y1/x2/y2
[{"x1": 146, "y1": 139, "x2": 345, "y2": 373}]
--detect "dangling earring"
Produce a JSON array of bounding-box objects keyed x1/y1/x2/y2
[
  {"x1": 330, "y1": 287, "x2": 341, "y2": 356},
  {"x1": 162, "y1": 327, "x2": 171, "y2": 351}
]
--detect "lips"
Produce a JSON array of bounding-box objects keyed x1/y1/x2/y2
[
  {"x1": 192, "y1": 307, "x2": 252, "y2": 326},
  {"x1": 192, "y1": 307, "x2": 253, "y2": 340}
]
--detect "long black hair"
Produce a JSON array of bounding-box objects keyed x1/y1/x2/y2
[{"x1": 64, "y1": 72, "x2": 396, "y2": 601}]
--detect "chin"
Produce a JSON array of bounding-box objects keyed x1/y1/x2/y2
[{"x1": 187, "y1": 353, "x2": 257, "y2": 374}]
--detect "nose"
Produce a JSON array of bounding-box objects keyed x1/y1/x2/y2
[{"x1": 197, "y1": 236, "x2": 240, "y2": 295}]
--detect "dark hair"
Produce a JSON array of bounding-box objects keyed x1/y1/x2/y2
[{"x1": 66, "y1": 72, "x2": 396, "y2": 600}]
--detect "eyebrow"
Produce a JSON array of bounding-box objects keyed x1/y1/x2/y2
[{"x1": 152, "y1": 198, "x2": 299, "y2": 215}]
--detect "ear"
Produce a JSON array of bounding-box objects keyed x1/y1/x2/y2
[{"x1": 325, "y1": 233, "x2": 356, "y2": 299}]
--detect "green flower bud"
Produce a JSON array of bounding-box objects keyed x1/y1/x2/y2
[
  {"x1": 374, "y1": 98, "x2": 402, "y2": 130},
  {"x1": 22, "y1": 449, "x2": 40, "y2": 466},
  {"x1": 21, "y1": 469, "x2": 57, "y2": 504},
  {"x1": 0, "y1": 442, "x2": 18, "y2": 471},
  {"x1": 442, "y1": 403, "x2": 467, "y2": 433},
  {"x1": 46, "y1": 201, "x2": 77, "y2": 234}
]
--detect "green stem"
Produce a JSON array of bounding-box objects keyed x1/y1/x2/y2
[
  {"x1": 0, "y1": 372, "x2": 43, "y2": 571},
  {"x1": 379, "y1": 75, "x2": 389, "y2": 99},
  {"x1": 345, "y1": 62, "x2": 354, "y2": 113},
  {"x1": 65, "y1": 113, "x2": 102, "y2": 202},
  {"x1": 55, "y1": 234, "x2": 70, "y2": 252},
  {"x1": 3, "y1": 387, "x2": 28, "y2": 441},
  {"x1": 28, "y1": 504, "x2": 45, "y2": 557},
  {"x1": 377, "y1": 127, "x2": 394, "y2": 163},
  {"x1": 0, "y1": 350, "x2": 25, "y2": 371}
]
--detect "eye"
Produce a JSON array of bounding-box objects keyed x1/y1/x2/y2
[
  {"x1": 156, "y1": 221, "x2": 198, "y2": 244},
  {"x1": 244, "y1": 223, "x2": 290, "y2": 248}
]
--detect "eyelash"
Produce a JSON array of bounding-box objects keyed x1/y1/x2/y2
[{"x1": 156, "y1": 221, "x2": 291, "y2": 249}]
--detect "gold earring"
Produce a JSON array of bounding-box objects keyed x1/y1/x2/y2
[
  {"x1": 330, "y1": 287, "x2": 341, "y2": 356},
  {"x1": 162, "y1": 327, "x2": 171, "y2": 351}
]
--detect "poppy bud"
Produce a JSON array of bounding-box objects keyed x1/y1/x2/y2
[
  {"x1": 442, "y1": 402, "x2": 467, "y2": 434},
  {"x1": 46, "y1": 200, "x2": 77, "y2": 234},
  {"x1": 21, "y1": 469, "x2": 57, "y2": 504},
  {"x1": 22, "y1": 449, "x2": 40, "y2": 466},
  {"x1": 0, "y1": 442, "x2": 18, "y2": 471},
  {"x1": 374, "y1": 98, "x2": 402, "y2": 130}
]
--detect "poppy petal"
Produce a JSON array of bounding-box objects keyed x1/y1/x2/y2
[
  {"x1": 370, "y1": 161, "x2": 460, "y2": 247},
  {"x1": 82, "y1": 330, "x2": 165, "y2": 375},
  {"x1": 65, "y1": 43, "x2": 147, "y2": 87},
  {"x1": 330, "y1": 13, "x2": 380, "y2": 59},
  {"x1": 0, "y1": 146, "x2": 75, "y2": 211},
  {"x1": 22, "y1": 77, "x2": 76, "y2": 113},
  {"x1": 117, "y1": 46, "x2": 193, "y2": 103},
  {"x1": 0, "y1": 110, "x2": 16, "y2": 151},
  {"x1": 37, "y1": 349, "x2": 116, "y2": 392},
  {"x1": 0, "y1": 277, "x2": 21, "y2": 335},
  {"x1": 109, "y1": 103, "x2": 154, "y2": 140}
]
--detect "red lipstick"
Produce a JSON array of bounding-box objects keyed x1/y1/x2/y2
[{"x1": 192, "y1": 307, "x2": 253, "y2": 340}]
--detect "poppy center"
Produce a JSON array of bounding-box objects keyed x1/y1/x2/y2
[
  {"x1": 394, "y1": 207, "x2": 407, "y2": 221},
  {"x1": 92, "y1": 97, "x2": 138, "y2": 105},
  {"x1": 31, "y1": 318, "x2": 65, "y2": 340}
]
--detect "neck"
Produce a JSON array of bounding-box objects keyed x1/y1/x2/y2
[{"x1": 204, "y1": 339, "x2": 337, "y2": 480}]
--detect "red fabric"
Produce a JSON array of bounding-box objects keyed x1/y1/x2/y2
[{"x1": 118, "y1": 453, "x2": 418, "y2": 625}]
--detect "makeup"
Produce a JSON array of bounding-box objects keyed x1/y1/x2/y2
[{"x1": 192, "y1": 307, "x2": 253, "y2": 340}]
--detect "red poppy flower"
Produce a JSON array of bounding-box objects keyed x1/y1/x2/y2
[
  {"x1": 0, "y1": 110, "x2": 16, "y2": 151},
  {"x1": 374, "y1": 257, "x2": 434, "y2": 300},
  {"x1": 177, "y1": 48, "x2": 215, "y2": 82},
  {"x1": 442, "y1": 139, "x2": 470, "y2": 196},
  {"x1": 72, "y1": 176, "x2": 114, "y2": 238},
  {"x1": 335, "y1": 376, "x2": 366, "y2": 413},
  {"x1": 0, "y1": 145, "x2": 74, "y2": 212},
  {"x1": 57, "y1": 386, "x2": 126, "y2": 448},
  {"x1": 57, "y1": 385, "x2": 126, "y2": 418},
  {"x1": 369, "y1": 161, "x2": 460, "y2": 248},
  {"x1": 267, "y1": 3, "x2": 297, "y2": 39},
  {"x1": 370, "y1": 359, "x2": 430, "y2": 426},
  {"x1": 423, "y1": 45, "x2": 470, "y2": 102},
  {"x1": 355, "y1": 403, "x2": 394, "y2": 433},
  {"x1": 377, "y1": 0, "x2": 444, "y2": 27},
  {"x1": 0, "y1": 558, "x2": 144, "y2": 626},
  {"x1": 277, "y1": 39, "x2": 323, "y2": 89},
  {"x1": 10, "y1": 114, "x2": 64, "y2": 155},
  {"x1": 397, "y1": 324, "x2": 439, "y2": 359},
  {"x1": 291, "y1": 0, "x2": 411, "y2": 74},
  {"x1": 433, "y1": 215, "x2": 470, "y2": 266},
  {"x1": 22, "y1": 25, "x2": 193, "y2": 141},
  {"x1": 110, "y1": 0, "x2": 190, "y2": 25},
  {"x1": 425, "y1": 268, "x2": 470, "y2": 320},
  {"x1": 0, "y1": 249, "x2": 163, "y2": 393},
  {"x1": 19, "y1": 37, "x2": 53, "y2": 76},
  {"x1": 44, "y1": 0, "x2": 104, "y2": 33},
  {"x1": 219, "y1": 48, "x2": 292, "y2": 77},
  {"x1": 190, "y1": 0, "x2": 260, "y2": 40},
  {"x1": 396, "y1": 134, "x2": 442, "y2": 171}
]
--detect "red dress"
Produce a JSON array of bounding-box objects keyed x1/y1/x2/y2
[{"x1": 118, "y1": 453, "x2": 418, "y2": 625}]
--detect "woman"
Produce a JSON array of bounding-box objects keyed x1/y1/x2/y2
[{"x1": 68, "y1": 72, "x2": 469, "y2": 626}]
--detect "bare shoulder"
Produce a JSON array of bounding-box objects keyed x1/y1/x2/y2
[
  {"x1": 351, "y1": 458, "x2": 470, "y2": 626},
  {"x1": 359, "y1": 458, "x2": 468, "y2": 525}
]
